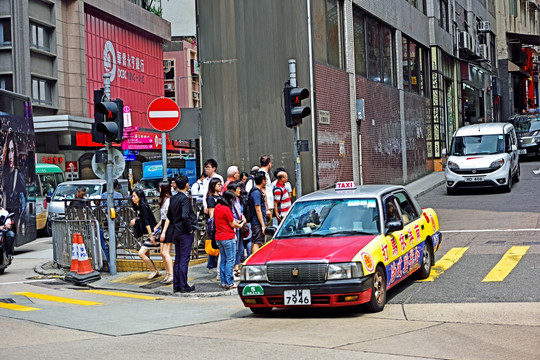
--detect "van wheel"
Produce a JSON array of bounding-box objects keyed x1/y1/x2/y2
[
  {"x1": 446, "y1": 187, "x2": 457, "y2": 195},
  {"x1": 513, "y1": 163, "x2": 520, "y2": 183},
  {"x1": 504, "y1": 170, "x2": 512, "y2": 193}
]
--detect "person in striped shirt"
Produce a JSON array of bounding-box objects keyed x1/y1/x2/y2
[{"x1": 273, "y1": 170, "x2": 291, "y2": 224}]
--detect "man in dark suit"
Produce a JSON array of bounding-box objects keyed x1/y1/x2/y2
[{"x1": 160, "y1": 174, "x2": 198, "y2": 293}]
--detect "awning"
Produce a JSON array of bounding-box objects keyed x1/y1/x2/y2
[
  {"x1": 34, "y1": 114, "x2": 93, "y2": 133},
  {"x1": 508, "y1": 60, "x2": 531, "y2": 78},
  {"x1": 507, "y1": 32, "x2": 540, "y2": 46}
]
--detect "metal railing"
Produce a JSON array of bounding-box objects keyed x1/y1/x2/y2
[
  {"x1": 51, "y1": 197, "x2": 208, "y2": 269},
  {"x1": 51, "y1": 218, "x2": 103, "y2": 270}
]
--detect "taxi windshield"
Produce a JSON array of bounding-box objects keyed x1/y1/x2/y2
[{"x1": 275, "y1": 198, "x2": 380, "y2": 238}]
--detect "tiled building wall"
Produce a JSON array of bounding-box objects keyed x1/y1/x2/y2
[
  {"x1": 403, "y1": 91, "x2": 431, "y2": 181},
  {"x1": 315, "y1": 63, "x2": 353, "y2": 188},
  {"x1": 356, "y1": 76, "x2": 402, "y2": 184}
]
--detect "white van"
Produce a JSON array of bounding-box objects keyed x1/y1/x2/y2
[{"x1": 444, "y1": 123, "x2": 520, "y2": 194}]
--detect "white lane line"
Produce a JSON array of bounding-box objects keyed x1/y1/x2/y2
[
  {"x1": 441, "y1": 228, "x2": 540, "y2": 233},
  {"x1": 0, "y1": 279, "x2": 55, "y2": 286}
]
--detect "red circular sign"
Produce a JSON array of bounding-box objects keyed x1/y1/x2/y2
[{"x1": 147, "y1": 97, "x2": 180, "y2": 132}]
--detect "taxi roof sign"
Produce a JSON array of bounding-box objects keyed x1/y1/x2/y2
[{"x1": 336, "y1": 181, "x2": 357, "y2": 190}]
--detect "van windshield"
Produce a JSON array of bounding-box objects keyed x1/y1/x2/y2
[{"x1": 450, "y1": 135, "x2": 505, "y2": 156}]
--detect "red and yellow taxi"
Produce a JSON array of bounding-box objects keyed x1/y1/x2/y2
[{"x1": 238, "y1": 182, "x2": 441, "y2": 314}]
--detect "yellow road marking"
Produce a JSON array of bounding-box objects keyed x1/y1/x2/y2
[
  {"x1": 418, "y1": 247, "x2": 469, "y2": 282},
  {"x1": 79, "y1": 290, "x2": 163, "y2": 300},
  {"x1": 0, "y1": 302, "x2": 41, "y2": 311},
  {"x1": 12, "y1": 292, "x2": 103, "y2": 306},
  {"x1": 482, "y1": 246, "x2": 530, "y2": 282}
]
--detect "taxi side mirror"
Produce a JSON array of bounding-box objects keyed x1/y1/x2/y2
[
  {"x1": 45, "y1": 196, "x2": 51, "y2": 203},
  {"x1": 265, "y1": 226, "x2": 277, "y2": 236},
  {"x1": 385, "y1": 220, "x2": 403, "y2": 235}
]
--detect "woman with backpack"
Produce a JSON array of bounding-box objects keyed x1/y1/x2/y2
[
  {"x1": 227, "y1": 181, "x2": 247, "y2": 277},
  {"x1": 206, "y1": 177, "x2": 222, "y2": 276},
  {"x1": 214, "y1": 190, "x2": 245, "y2": 289}
]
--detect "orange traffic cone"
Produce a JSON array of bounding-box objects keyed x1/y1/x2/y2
[
  {"x1": 69, "y1": 233, "x2": 79, "y2": 273},
  {"x1": 76, "y1": 233, "x2": 94, "y2": 275},
  {"x1": 64, "y1": 233, "x2": 101, "y2": 285}
]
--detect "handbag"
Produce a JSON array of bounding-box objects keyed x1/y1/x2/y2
[
  {"x1": 133, "y1": 218, "x2": 144, "y2": 238},
  {"x1": 205, "y1": 239, "x2": 219, "y2": 256},
  {"x1": 241, "y1": 223, "x2": 250, "y2": 239}
]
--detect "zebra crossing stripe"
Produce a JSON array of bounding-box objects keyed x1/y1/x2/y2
[
  {"x1": 11, "y1": 292, "x2": 103, "y2": 306},
  {"x1": 482, "y1": 246, "x2": 530, "y2": 282},
  {"x1": 78, "y1": 290, "x2": 163, "y2": 300},
  {"x1": 417, "y1": 247, "x2": 469, "y2": 282},
  {"x1": 0, "y1": 302, "x2": 41, "y2": 312}
]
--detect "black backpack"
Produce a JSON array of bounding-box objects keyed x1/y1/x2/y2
[{"x1": 244, "y1": 187, "x2": 261, "y2": 222}]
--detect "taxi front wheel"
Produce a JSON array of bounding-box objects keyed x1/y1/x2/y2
[
  {"x1": 366, "y1": 265, "x2": 386, "y2": 312},
  {"x1": 416, "y1": 241, "x2": 433, "y2": 280}
]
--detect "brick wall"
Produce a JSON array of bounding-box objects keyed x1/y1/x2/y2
[
  {"x1": 356, "y1": 76, "x2": 402, "y2": 184},
  {"x1": 315, "y1": 64, "x2": 431, "y2": 188},
  {"x1": 315, "y1": 63, "x2": 353, "y2": 188}
]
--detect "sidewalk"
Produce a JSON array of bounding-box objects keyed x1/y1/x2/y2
[{"x1": 36, "y1": 171, "x2": 446, "y2": 297}]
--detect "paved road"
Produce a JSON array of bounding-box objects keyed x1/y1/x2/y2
[{"x1": 1, "y1": 164, "x2": 540, "y2": 359}]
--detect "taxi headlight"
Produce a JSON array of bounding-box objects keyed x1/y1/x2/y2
[
  {"x1": 327, "y1": 262, "x2": 363, "y2": 280},
  {"x1": 489, "y1": 158, "x2": 504, "y2": 169},
  {"x1": 241, "y1": 265, "x2": 267, "y2": 281}
]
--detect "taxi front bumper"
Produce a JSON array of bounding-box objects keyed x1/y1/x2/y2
[{"x1": 238, "y1": 276, "x2": 373, "y2": 308}]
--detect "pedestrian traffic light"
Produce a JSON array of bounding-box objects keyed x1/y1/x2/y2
[
  {"x1": 284, "y1": 81, "x2": 311, "y2": 128},
  {"x1": 95, "y1": 98, "x2": 123, "y2": 143}
]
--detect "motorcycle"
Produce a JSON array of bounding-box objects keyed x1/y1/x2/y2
[{"x1": 0, "y1": 212, "x2": 15, "y2": 274}]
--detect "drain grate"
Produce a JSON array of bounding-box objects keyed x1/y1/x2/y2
[
  {"x1": 486, "y1": 241, "x2": 506, "y2": 244},
  {"x1": 0, "y1": 298, "x2": 15, "y2": 304}
]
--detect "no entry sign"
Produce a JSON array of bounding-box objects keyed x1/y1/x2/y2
[{"x1": 147, "y1": 97, "x2": 180, "y2": 132}]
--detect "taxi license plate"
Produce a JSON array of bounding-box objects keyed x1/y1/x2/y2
[
  {"x1": 465, "y1": 176, "x2": 484, "y2": 182},
  {"x1": 518, "y1": 149, "x2": 526, "y2": 155},
  {"x1": 284, "y1": 289, "x2": 311, "y2": 305}
]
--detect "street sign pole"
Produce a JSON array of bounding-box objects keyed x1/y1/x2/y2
[
  {"x1": 162, "y1": 132, "x2": 167, "y2": 181},
  {"x1": 103, "y1": 73, "x2": 117, "y2": 275}
]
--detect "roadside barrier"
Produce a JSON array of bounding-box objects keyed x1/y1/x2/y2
[
  {"x1": 52, "y1": 219, "x2": 103, "y2": 270},
  {"x1": 64, "y1": 233, "x2": 101, "y2": 285}
]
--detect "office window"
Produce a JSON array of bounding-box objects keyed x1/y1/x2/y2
[
  {"x1": 402, "y1": 37, "x2": 429, "y2": 96},
  {"x1": 353, "y1": 7, "x2": 366, "y2": 76},
  {"x1": 0, "y1": 75, "x2": 13, "y2": 91},
  {"x1": 366, "y1": 17, "x2": 381, "y2": 82},
  {"x1": 382, "y1": 26, "x2": 394, "y2": 85},
  {"x1": 30, "y1": 22, "x2": 51, "y2": 51},
  {"x1": 354, "y1": 8, "x2": 396, "y2": 86},
  {"x1": 326, "y1": 0, "x2": 344, "y2": 68},
  {"x1": 32, "y1": 77, "x2": 53, "y2": 105},
  {"x1": 0, "y1": 19, "x2": 11, "y2": 46},
  {"x1": 440, "y1": 0, "x2": 449, "y2": 32}
]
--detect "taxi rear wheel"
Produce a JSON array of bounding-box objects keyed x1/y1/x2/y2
[
  {"x1": 416, "y1": 241, "x2": 433, "y2": 279},
  {"x1": 366, "y1": 265, "x2": 386, "y2": 312},
  {"x1": 250, "y1": 307, "x2": 272, "y2": 315}
]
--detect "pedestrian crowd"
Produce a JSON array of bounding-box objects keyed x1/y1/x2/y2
[{"x1": 129, "y1": 154, "x2": 292, "y2": 292}]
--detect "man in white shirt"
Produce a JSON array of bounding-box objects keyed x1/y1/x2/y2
[
  {"x1": 201, "y1": 158, "x2": 224, "y2": 212},
  {"x1": 191, "y1": 172, "x2": 207, "y2": 197}
]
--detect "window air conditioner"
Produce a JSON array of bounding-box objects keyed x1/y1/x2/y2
[
  {"x1": 459, "y1": 32, "x2": 471, "y2": 50},
  {"x1": 192, "y1": 91, "x2": 199, "y2": 99},
  {"x1": 478, "y1": 44, "x2": 488, "y2": 59},
  {"x1": 478, "y1": 21, "x2": 490, "y2": 32},
  {"x1": 164, "y1": 83, "x2": 173, "y2": 91}
]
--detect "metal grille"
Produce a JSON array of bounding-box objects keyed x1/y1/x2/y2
[
  {"x1": 453, "y1": 168, "x2": 494, "y2": 175},
  {"x1": 266, "y1": 263, "x2": 327, "y2": 284}
]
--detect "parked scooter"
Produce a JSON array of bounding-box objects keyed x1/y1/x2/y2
[{"x1": 0, "y1": 212, "x2": 15, "y2": 274}]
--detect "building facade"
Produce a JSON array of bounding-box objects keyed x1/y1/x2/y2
[
  {"x1": 0, "y1": 0, "x2": 171, "y2": 181},
  {"x1": 196, "y1": 0, "x2": 498, "y2": 191}
]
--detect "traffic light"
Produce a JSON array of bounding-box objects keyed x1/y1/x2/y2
[
  {"x1": 92, "y1": 88, "x2": 105, "y2": 144},
  {"x1": 95, "y1": 98, "x2": 123, "y2": 143},
  {"x1": 284, "y1": 81, "x2": 311, "y2": 128}
]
